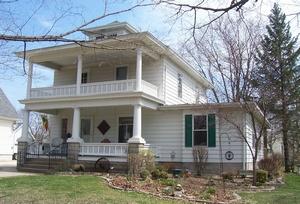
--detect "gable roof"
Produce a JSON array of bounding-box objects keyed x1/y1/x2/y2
[{"x1": 0, "y1": 88, "x2": 18, "y2": 120}]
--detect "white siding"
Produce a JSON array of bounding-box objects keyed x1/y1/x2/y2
[
  {"x1": 181, "y1": 110, "x2": 245, "y2": 164},
  {"x1": 245, "y1": 113, "x2": 264, "y2": 168},
  {"x1": 0, "y1": 119, "x2": 14, "y2": 156},
  {"x1": 163, "y1": 58, "x2": 207, "y2": 105}
]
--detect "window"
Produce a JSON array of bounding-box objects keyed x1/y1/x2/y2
[
  {"x1": 116, "y1": 66, "x2": 128, "y2": 80},
  {"x1": 81, "y1": 72, "x2": 88, "y2": 83},
  {"x1": 178, "y1": 73, "x2": 182, "y2": 98},
  {"x1": 80, "y1": 118, "x2": 92, "y2": 142},
  {"x1": 118, "y1": 117, "x2": 133, "y2": 143},
  {"x1": 193, "y1": 115, "x2": 207, "y2": 146}
]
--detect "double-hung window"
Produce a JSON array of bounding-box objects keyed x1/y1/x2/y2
[{"x1": 193, "y1": 115, "x2": 207, "y2": 146}]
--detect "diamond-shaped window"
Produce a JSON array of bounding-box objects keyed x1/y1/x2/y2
[{"x1": 97, "y1": 120, "x2": 110, "y2": 135}]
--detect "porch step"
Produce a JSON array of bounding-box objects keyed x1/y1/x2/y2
[{"x1": 18, "y1": 167, "x2": 51, "y2": 173}]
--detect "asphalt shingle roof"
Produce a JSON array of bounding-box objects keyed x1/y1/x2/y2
[{"x1": 0, "y1": 88, "x2": 18, "y2": 119}]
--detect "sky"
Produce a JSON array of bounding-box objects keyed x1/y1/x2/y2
[{"x1": 0, "y1": 0, "x2": 300, "y2": 111}]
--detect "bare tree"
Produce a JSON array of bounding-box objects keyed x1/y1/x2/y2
[
  {"x1": 217, "y1": 102, "x2": 269, "y2": 186},
  {"x1": 28, "y1": 112, "x2": 48, "y2": 144}
]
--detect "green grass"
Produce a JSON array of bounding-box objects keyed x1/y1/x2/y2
[
  {"x1": 239, "y1": 174, "x2": 300, "y2": 204},
  {"x1": 0, "y1": 175, "x2": 186, "y2": 204}
]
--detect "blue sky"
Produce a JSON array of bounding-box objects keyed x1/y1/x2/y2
[{"x1": 0, "y1": 0, "x2": 299, "y2": 111}]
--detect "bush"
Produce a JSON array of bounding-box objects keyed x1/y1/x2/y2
[
  {"x1": 221, "y1": 172, "x2": 234, "y2": 181},
  {"x1": 151, "y1": 167, "x2": 169, "y2": 180},
  {"x1": 159, "y1": 178, "x2": 177, "y2": 186},
  {"x1": 140, "y1": 169, "x2": 150, "y2": 180},
  {"x1": 128, "y1": 149, "x2": 155, "y2": 177},
  {"x1": 193, "y1": 146, "x2": 208, "y2": 176},
  {"x1": 206, "y1": 187, "x2": 216, "y2": 195},
  {"x1": 256, "y1": 169, "x2": 268, "y2": 183},
  {"x1": 258, "y1": 153, "x2": 283, "y2": 178}
]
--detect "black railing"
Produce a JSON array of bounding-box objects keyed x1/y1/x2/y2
[
  {"x1": 26, "y1": 142, "x2": 43, "y2": 159},
  {"x1": 48, "y1": 143, "x2": 68, "y2": 169}
]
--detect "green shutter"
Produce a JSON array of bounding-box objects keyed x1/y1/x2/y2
[
  {"x1": 185, "y1": 115, "x2": 192, "y2": 147},
  {"x1": 208, "y1": 114, "x2": 216, "y2": 147}
]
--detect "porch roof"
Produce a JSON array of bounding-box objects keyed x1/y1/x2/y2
[{"x1": 15, "y1": 32, "x2": 213, "y2": 89}]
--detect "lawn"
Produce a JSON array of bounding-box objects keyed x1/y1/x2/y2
[
  {"x1": 0, "y1": 175, "x2": 186, "y2": 204},
  {"x1": 239, "y1": 174, "x2": 300, "y2": 204}
]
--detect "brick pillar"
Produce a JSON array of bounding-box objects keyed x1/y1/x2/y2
[
  {"x1": 17, "y1": 142, "x2": 28, "y2": 169},
  {"x1": 127, "y1": 143, "x2": 145, "y2": 176},
  {"x1": 67, "y1": 142, "x2": 80, "y2": 164}
]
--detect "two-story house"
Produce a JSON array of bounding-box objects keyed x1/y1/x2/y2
[{"x1": 16, "y1": 21, "x2": 265, "y2": 173}]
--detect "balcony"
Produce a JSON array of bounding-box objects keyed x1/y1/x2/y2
[{"x1": 29, "y1": 79, "x2": 158, "y2": 99}]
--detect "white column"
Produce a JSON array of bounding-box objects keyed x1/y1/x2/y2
[
  {"x1": 26, "y1": 61, "x2": 33, "y2": 99},
  {"x1": 76, "y1": 54, "x2": 82, "y2": 95},
  {"x1": 68, "y1": 107, "x2": 83, "y2": 143},
  {"x1": 136, "y1": 48, "x2": 142, "y2": 91},
  {"x1": 128, "y1": 104, "x2": 145, "y2": 144},
  {"x1": 18, "y1": 110, "x2": 31, "y2": 142}
]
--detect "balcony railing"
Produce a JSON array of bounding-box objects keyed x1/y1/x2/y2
[{"x1": 29, "y1": 79, "x2": 158, "y2": 99}]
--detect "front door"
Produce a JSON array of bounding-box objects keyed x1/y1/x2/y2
[
  {"x1": 80, "y1": 118, "x2": 92, "y2": 142},
  {"x1": 118, "y1": 117, "x2": 133, "y2": 143}
]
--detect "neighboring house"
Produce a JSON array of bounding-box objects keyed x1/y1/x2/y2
[
  {"x1": 0, "y1": 88, "x2": 20, "y2": 160},
  {"x1": 16, "y1": 21, "x2": 266, "y2": 173}
]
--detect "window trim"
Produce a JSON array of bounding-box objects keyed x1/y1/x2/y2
[{"x1": 192, "y1": 114, "x2": 208, "y2": 147}]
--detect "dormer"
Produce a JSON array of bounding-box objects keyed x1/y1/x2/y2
[{"x1": 82, "y1": 21, "x2": 138, "y2": 40}]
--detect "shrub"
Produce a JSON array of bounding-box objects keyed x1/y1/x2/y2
[
  {"x1": 151, "y1": 167, "x2": 169, "y2": 180},
  {"x1": 221, "y1": 172, "x2": 234, "y2": 181},
  {"x1": 193, "y1": 146, "x2": 208, "y2": 176},
  {"x1": 256, "y1": 169, "x2": 268, "y2": 183},
  {"x1": 128, "y1": 149, "x2": 155, "y2": 177},
  {"x1": 258, "y1": 153, "x2": 283, "y2": 178},
  {"x1": 140, "y1": 169, "x2": 150, "y2": 180},
  {"x1": 206, "y1": 187, "x2": 216, "y2": 195},
  {"x1": 159, "y1": 178, "x2": 177, "y2": 186}
]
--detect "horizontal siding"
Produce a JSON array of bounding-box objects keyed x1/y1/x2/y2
[
  {"x1": 164, "y1": 58, "x2": 207, "y2": 105},
  {"x1": 182, "y1": 110, "x2": 244, "y2": 163}
]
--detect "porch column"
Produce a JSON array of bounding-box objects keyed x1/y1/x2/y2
[
  {"x1": 26, "y1": 61, "x2": 33, "y2": 99},
  {"x1": 18, "y1": 110, "x2": 31, "y2": 143},
  {"x1": 76, "y1": 54, "x2": 82, "y2": 95},
  {"x1": 128, "y1": 104, "x2": 145, "y2": 144},
  {"x1": 136, "y1": 47, "x2": 142, "y2": 91},
  {"x1": 68, "y1": 107, "x2": 83, "y2": 143}
]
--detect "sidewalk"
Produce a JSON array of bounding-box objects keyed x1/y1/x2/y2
[{"x1": 0, "y1": 159, "x2": 36, "y2": 177}]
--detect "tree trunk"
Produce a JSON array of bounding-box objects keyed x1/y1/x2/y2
[
  {"x1": 252, "y1": 159, "x2": 257, "y2": 186},
  {"x1": 282, "y1": 121, "x2": 290, "y2": 172}
]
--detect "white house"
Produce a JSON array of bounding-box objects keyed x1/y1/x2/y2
[
  {"x1": 16, "y1": 21, "x2": 265, "y2": 173},
  {"x1": 0, "y1": 88, "x2": 20, "y2": 160}
]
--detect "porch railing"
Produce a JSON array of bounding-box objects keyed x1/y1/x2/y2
[
  {"x1": 80, "y1": 79, "x2": 136, "y2": 96},
  {"x1": 79, "y1": 143, "x2": 128, "y2": 157},
  {"x1": 29, "y1": 79, "x2": 158, "y2": 99}
]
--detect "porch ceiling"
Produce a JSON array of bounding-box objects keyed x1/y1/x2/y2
[{"x1": 32, "y1": 49, "x2": 154, "y2": 70}]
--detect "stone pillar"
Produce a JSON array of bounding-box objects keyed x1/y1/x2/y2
[
  {"x1": 67, "y1": 142, "x2": 80, "y2": 164},
  {"x1": 76, "y1": 54, "x2": 82, "y2": 95},
  {"x1": 17, "y1": 142, "x2": 27, "y2": 169},
  {"x1": 136, "y1": 47, "x2": 142, "y2": 91}
]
